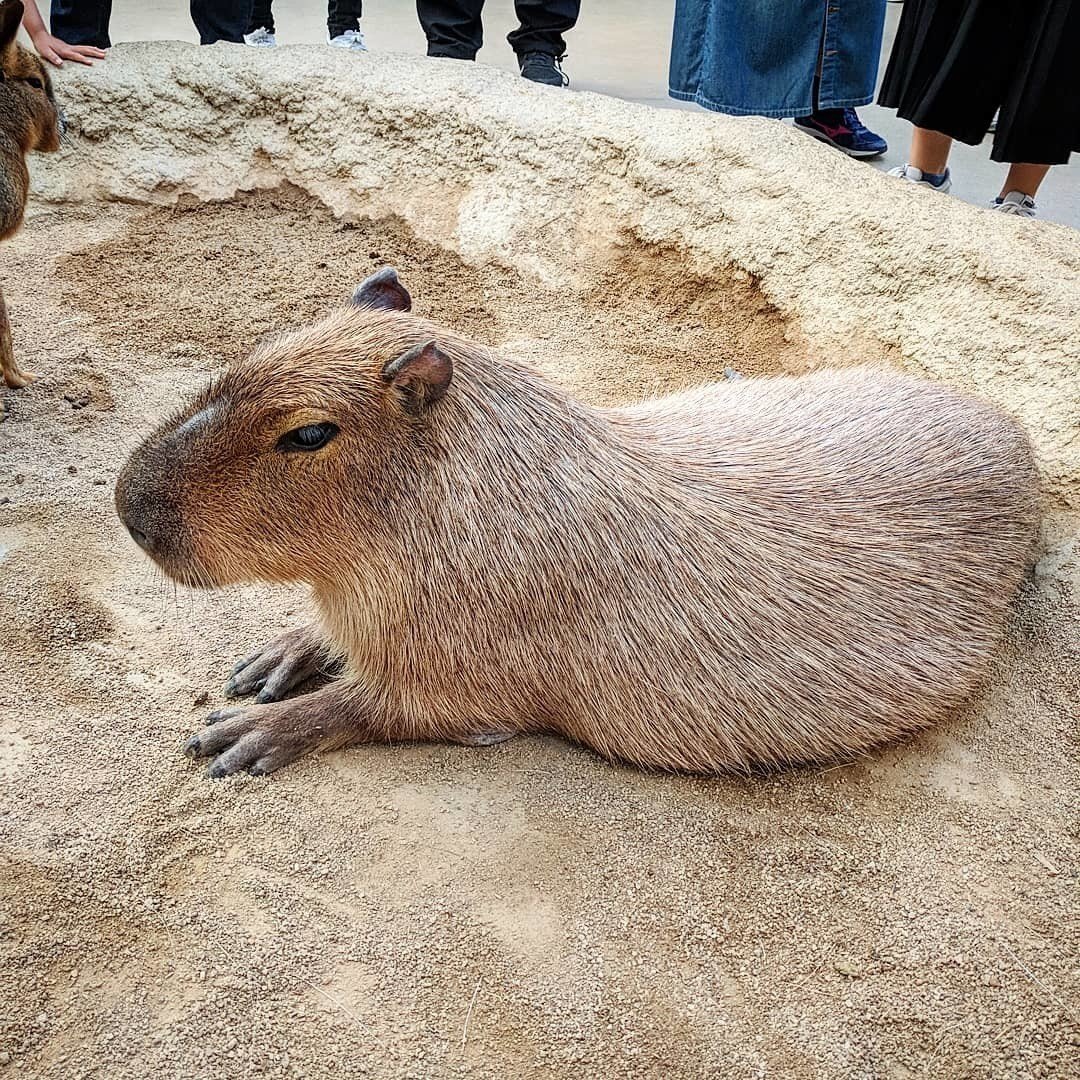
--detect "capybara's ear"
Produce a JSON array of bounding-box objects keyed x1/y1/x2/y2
[
  {"x1": 381, "y1": 340, "x2": 451, "y2": 415},
  {"x1": 0, "y1": 1, "x2": 25, "y2": 64},
  {"x1": 351, "y1": 266, "x2": 412, "y2": 312}
]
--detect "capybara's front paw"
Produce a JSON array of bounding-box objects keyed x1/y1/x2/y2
[
  {"x1": 185, "y1": 680, "x2": 368, "y2": 778},
  {"x1": 183, "y1": 703, "x2": 316, "y2": 778},
  {"x1": 184, "y1": 686, "x2": 362, "y2": 778},
  {"x1": 223, "y1": 624, "x2": 339, "y2": 703}
]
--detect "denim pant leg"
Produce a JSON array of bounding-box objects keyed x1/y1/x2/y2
[
  {"x1": 51, "y1": 0, "x2": 113, "y2": 48},
  {"x1": 507, "y1": 0, "x2": 580, "y2": 57},
  {"x1": 669, "y1": 0, "x2": 886, "y2": 117},
  {"x1": 818, "y1": 0, "x2": 887, "y2": 109},
  {"x1": 417, "y1": 0, "x2": 484, "y2": 59},
  {"x1": 328, "y1": 0, "x2": 363, "y2": 38},
  {"x1": 191, "y1": 0, "x2": 254, "y2": 44}
]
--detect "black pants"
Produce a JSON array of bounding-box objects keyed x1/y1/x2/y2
[
  {"x1": 52, "y1": 0, "x2": 252, "y2": 45},
  {"x1": 51, "y1": 0, "x2": 112, "y2": 48},
  {"x1": 417, "y1": 0, "x2": 579, "y2": 60},
  {"x1": 190, "y1": 0, "x2": 252, "y2": 44},
  {"x1": 248, "y1": 0, "x2": 363, "y2": 38}
]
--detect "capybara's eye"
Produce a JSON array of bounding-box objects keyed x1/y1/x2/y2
[
  {"x1": 26, "y1": 77, "x2": 44, "y2": 90},
  {"x1": 277, "y1": 422, "x2": 340, "y2": 453}
]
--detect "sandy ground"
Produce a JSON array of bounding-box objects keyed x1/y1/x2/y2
[{"x1": 0, "y1": 186, "x2": 1077, "y2": 1079}]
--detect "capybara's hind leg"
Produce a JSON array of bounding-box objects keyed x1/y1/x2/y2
[
  {"x1": 1, "y1": 283, "x2": 35, "y2": 390},
  {"x1": 223, "y1": 624, "x2": 341, "y2": 703}
]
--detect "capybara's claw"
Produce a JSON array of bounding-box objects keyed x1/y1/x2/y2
[{"x1": 221, "y1": 625, "x2": 334, "y2": 702}]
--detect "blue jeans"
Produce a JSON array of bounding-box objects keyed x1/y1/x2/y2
[{"x1": 669, "y1": 0, "x2": 887, "y2": 117}]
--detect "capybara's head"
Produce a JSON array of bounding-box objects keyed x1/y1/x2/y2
[
  {"x1": 0, "y1": 1, "x2": 61, "y2": 155},
  {"x1": 115, "y1": 268, "x2": 456, "y2": 588}
]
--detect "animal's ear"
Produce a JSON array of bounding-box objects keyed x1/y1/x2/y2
[
  {"x1": 381, "y1": 340, "x2": 452, "y2": 415},
  {"x1": 351, "y1": 266, "x2": 412, "y2": 312},
  {"x1": 0, "y1": 1, "x2": 25, "y2": 65}
]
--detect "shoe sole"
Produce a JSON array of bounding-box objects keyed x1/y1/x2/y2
[
  {"x1": 795, "y1": 123, "x2": 886, "y2": 159},
  {"x1": 891, "y1": 173, "x2": 953, "y2": 194}
]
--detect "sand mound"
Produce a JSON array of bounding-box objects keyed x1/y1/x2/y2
[{"x1": 2, "y1": 44, "x2": 1077, "y2": 1079}]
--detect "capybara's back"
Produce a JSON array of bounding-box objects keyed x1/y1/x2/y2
[
  {"x1": 117, "y1": 281, "x2": 1041, "y2": 777},
  {"x1": 549, "y1": 368, "x2": 1040, "y2": 770}
]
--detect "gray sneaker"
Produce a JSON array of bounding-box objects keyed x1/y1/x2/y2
[
  {"x1": 243, "y1": 26, "x2": 276, "y2": 47},
  {"x1": 887, "y1": 163, "x2": 952, "y2": 193},
  {"x1": 329, "y1": 28, "x2": 367, "y2": 51},
  {"x1": 991, "y1": 191, "x2": 1037, "y2": 218}
]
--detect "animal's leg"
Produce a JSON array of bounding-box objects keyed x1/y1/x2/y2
[
  {"x1": 0, "y1": 284, "x2": 35, "y2": 389},
  {"x1": 223, "y1": 624, "x2": 340, "y2": 702},
  {"x1": 185, "y1": 680, "x2": 515, "y2": 778}
]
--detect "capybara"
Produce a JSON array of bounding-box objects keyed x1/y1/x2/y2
[
  {"x1": 0, "y1": 0, "x2": 62, "y2": 418},
  {"x1": 115, "y1": 267, "x2": 1041, "y2": 778}
]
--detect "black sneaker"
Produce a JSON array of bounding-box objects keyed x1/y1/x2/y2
[{"x1": 518, "y1": 51, "x2": 569, "y2": 87}]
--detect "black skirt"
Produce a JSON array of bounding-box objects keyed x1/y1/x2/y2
[{"x1": 878, "y1": 0, "x2": 1080, "y2": 164}]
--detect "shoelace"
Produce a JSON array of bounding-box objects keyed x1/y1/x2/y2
[{"x1": 841, "y1": 108, "x2": 868, "y2": 136}]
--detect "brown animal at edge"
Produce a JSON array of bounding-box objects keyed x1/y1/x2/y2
[
  {"x1": 115, "y1": 267, "x2": 1041, "y2": 779},
  {"x1": 0, "y1": 0, "x2": 61, "y2": 419}
]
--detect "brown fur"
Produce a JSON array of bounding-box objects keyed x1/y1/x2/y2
[
  {"x1": 116, "y1": 270, "x2": 1041, "y2": 778},
  {"x1": 1, "y1": 0, "x2": 61, "y2": 413}
]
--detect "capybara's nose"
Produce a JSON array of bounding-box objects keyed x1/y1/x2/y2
[{"x1": 127, "y1": 524, "x2": 153, "y2": 553}]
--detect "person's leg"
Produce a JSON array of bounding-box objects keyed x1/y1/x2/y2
[
  {"x1": 910, "y1": 127, "x2": 953, "y2": 175},
  {"x1": 247, "y1": 0, "x2": 273, "y2": 34},
  {"x1": 416, "y1": 0, "x2": 484, "y2": 60},
  {"x1": 999, "y1": 163, "x2": 1051, "y2": 199},
  {"x1": 887, "y1": 126, "x2": 953, "y2": 190},
  {"x1": 507, "y1": 0, "x2": 578, "y2": 57},
  {"x1": 327, "y1": 0, "x2": 362, "y2": 39},
  {"x1": 793, "y1": 0, "x2": 887, "y2": 158},
  {"x1": 50, "y1": 0, "x2": 112, "y2": 48},
  {"x1": 191, "y1": 0, "x2": 253, "y2": 45},
  {"x1": 990, "y1": 163, "x2": 1050, "y2": 217}
]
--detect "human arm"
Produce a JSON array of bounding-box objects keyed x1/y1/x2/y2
[{"x1": 21, "y1": 0, "x2": 107, "y2": 66}]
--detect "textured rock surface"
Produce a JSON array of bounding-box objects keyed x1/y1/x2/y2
[
  {"x1": 34, "y1": 42, "x2": 1080, "y2": 510},
  {"x1": 2, "y1": 43, "x2": 1077, "y2": 1080}
]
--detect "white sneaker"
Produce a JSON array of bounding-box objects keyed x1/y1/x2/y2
[
  {"x1": 991, "y1": 190, "x2": 1037, "y2": 218},
  {"x1": 888, "y1": 164, "x2": 952, "y2": 193},
  {"x1": 243, "y1": 26, "x2": 276, "y2": 47},
  {"x1": 328, "y1": 28, "x2": 367, "y2": 51}
]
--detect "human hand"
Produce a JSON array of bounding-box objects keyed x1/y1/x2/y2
[{"x1": 30, "y1": 31, "x2": 106, "y2": 67}]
